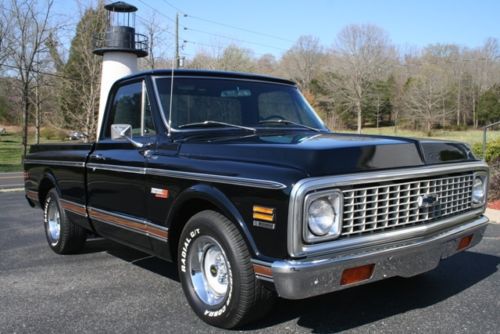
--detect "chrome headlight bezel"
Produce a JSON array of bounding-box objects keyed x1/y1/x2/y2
[
  {"x1": 303, "y1": 189, "x2": 343, "y2": 243},
  {"x1": 471, "y1": 171, "x2": 488, "y2": 208}
]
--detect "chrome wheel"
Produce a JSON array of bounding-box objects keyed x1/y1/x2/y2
[
  {"x1": 188, "y1": 236, "x2": 229, "y2": 306},
  {"x1": 46, "y1": 200, "x2": 61, "y2": 246}
]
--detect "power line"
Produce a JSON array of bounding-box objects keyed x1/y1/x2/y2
[
  {"x1": 135, "y1": 0, "x2": 177, "y2": 24},
  {"x1": 134, "y1": 0, "x2": 294, "y2": 45},
  {"x1": 184, "y1": 14, "x2": 295, "y2": 44},
  {"x1": 159, "y1": 0, "x2": 185, "y2": 15},
  {"x1": 136, "y1": 14, "x2": 177, "y2": 37},
  {"x1": 184, "y1": 26, "x2": 287, "y2": 52},
  {"x1": 133, "y1": 1, "x2": 290, "y2": 57},
  {"x1": 183, "y1": 40, "x2": 272, "y2": 58}
]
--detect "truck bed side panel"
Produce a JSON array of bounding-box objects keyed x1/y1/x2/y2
[{"x1": 24, "y1": 143, "x2": 94, "y2": 231}]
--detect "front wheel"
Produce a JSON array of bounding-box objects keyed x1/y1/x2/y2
[{"x1": 178, "y1": 210, "x2": 275, "y2": 329}]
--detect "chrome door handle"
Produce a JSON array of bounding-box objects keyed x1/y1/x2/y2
[
  {"x1": 142, "y1": 150, "x2": 159, "y2": 160},
  {"x1": 91, "y1": 154, "x2": 105, "y2": 161}
]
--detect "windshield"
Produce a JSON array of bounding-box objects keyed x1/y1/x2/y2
[{"x1": 154, "y1": 77, "x2": 327, "y2": 131}]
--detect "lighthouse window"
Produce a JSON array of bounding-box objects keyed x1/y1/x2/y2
[{"x1": 106, "y1": 81, "x2": 156, "y2": 138}]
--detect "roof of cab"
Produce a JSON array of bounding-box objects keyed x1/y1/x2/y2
[{"x1": 118, "y1": 69, "x2": 296, "y2": 86}]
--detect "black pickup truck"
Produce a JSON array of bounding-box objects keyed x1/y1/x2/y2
[{"x1": 24, "y1": 70, "x2": 489, "y2": 328}]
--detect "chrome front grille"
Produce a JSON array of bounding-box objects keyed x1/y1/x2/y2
[{"x1": 341, "y1": 173, "x2": 474, "y2": 238}]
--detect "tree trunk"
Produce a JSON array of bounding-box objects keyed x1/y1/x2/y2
[
  {"x1": 356, "y1": 99, "x2": 362, "y2": 134},
  {"x1": 376, "y1": 95, "x2": 380, "y2": 128},
  {"x1": 456, "y1": 80, "x2": 461, "y2": 127},
  {"x1": 35, "y1": 83, "x2": 40, "y2": 144},
  {"x1": 472, "y1": 94, "x2": 477, "y2": 128},
  {"x1": 442, "y1": 97, "x2": 446, "y2": 128},
  {"x1": 22, "y1": 83, "x2": 30, "y2": 158}
]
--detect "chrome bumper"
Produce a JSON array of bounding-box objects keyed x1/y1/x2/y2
[{"x1": 271, "y1": 215, "x2": 489, "y2": 300}]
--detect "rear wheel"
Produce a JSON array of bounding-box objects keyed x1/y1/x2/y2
[
  {"x1": 178, "y1": 210, "x2": 275, "y2": 329},
  {"x1": 43, "y1": 189, "x2": 87, "y2": 254}
]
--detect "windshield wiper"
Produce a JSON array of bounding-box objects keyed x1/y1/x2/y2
[
  {"x1": 178, "y1": 120, "x2": 256, "y2": 132},
  {"x1": 258, "y1": 119, "x2": 321, "y2": 132}
]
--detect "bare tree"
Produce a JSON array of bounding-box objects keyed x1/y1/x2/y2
[
  {"x1": 216, "y1": 44, "x2": 255, "y2": 72},
  {"x1": 6, "y1": 0, "x2": 54, "y2": 156},
  {"x1": 140, "y1": 12, "x2": 171, "y2": 70},
  {"x1": 467, "y1": 38, "x2": 500, "y2": 127},
  {"x1": 280, "y1": 35, "x2": 324, "y2": 91},
  {"x1": 0, "y1": 7, "x2": 13, "y2": 69},
  {"x1": 329, "y1": 24, "x2": 395, "y2": 133},
  {"x1": 255, "y1": 53, "x2": 277, "y2": 75},
  {"x1": 188, "y1": 50, "x2": 219, "y2": 70},
  {"x1": 404, "y1": 64, "x2": 450, "y2": 135}
]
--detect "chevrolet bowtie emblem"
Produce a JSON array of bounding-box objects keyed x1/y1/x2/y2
[{"x1": 417, "y1": 194, "x2": 439, "y2": 208}]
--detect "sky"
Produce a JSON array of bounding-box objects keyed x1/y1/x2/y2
[{"x1": 54, "y1": 0, "x2": 500, "y2": 59}]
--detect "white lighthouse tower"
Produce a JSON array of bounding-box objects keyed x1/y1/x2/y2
[{"x1": 93, "y1": 1, "x2": 148, "y2": 136}]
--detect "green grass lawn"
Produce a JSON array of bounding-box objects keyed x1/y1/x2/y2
[
  {"x1": 0, "y1": 132, "x2": 23, "y2": 172},
  {"x1": 341, "y1": 126, "x2": 500, "y2": 147},
  {"x1": 0, "y1": 131, "x2": 65, "y2": 172}
]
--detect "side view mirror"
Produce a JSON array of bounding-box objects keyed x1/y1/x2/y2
[{"x1": 110, "y1": 124, "x2": 148, "y2": 148}]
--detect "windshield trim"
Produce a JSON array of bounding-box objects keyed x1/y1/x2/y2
[{"x1": 152, "y1": 75, "x2": 327, "y2": 135}]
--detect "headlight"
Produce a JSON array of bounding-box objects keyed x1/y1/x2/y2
[
  {"x1": 308, "y1": 199, "x2": 335, "y2": 236},
  {"x1": 304, "y1": 190, "x2": 343, "y2": 243},
  {"x1": 472, "y1": 172, "x2": 488, "y2": 207}
]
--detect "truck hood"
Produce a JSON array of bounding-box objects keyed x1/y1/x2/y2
[{"x1": 178, "y1": 132, "x2": 476, "y2": 177}]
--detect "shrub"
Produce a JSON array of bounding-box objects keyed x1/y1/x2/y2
[
  {"x1": 40, "y1": 127, "x2": 67, "y2": 141},
  {"x1": 472, "y1": 137, "x2": 500, "y2": 163},
  {"x1": 488, "y1": 157, "x2": 500, "y2": 202}
]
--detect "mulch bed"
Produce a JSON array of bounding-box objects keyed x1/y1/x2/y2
[{"x1": 487, "y1": 200, "x2": 500, "y2": 210}]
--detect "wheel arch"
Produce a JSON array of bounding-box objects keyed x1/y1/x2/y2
[
  {"x1": 167, "y1": 184, "x2": 259, "y2": 261},
  {"x1": 38, "y1": 170, "x2": 60, "y2": 206}
]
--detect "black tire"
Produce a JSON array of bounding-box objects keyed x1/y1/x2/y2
[
  {"x1": 178, "y1": 210, "x2": 275, "y2": 329},
  {"x1": 43, "y1": 189, "x2": 87, "y2": 254}
]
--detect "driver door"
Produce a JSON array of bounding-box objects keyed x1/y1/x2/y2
[{"x1": 87, "y1": 79, "x2": 157, "y2": 252}]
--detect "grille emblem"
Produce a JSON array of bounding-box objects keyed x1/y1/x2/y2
[{"x1": 418, "y1": 194, "x2": 439, "y2": 208}]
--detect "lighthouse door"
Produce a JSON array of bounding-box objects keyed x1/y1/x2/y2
[{"x1": 88, "y1": 79, "x2": 156, "y2": 252}]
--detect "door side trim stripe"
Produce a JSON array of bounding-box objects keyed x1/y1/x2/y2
[
  {"x1": 88, "y1": 207, "x2": 169, "y2": 242},
  {"x1": 24, "y1": 159, "x2": 85, "y2": 168},
  {"x1": 60, "y1": 199, "x2": 87, "y2": 217},
  {"x1": 26, "y1": 190, "x2": 39, "y2": 202},
  {"x1": 86, "y1": 162, "x2": 287, "y2": 190},
  {"x1": 147, "y1": 167, "x2": 287, "y2": 190}
]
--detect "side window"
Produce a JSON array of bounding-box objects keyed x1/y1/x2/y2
[
  {"x1": 106, "y1": 81, "x2": 156, "y2": 138},
  {"x1": 143, "y1": 90, "x2": 156, "y2": 136}
]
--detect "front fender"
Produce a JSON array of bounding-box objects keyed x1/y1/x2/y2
[{"x1": 167, "y1": 183, "x2": 260, "y2": 257}]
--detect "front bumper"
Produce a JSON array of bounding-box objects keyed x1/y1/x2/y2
[{"x1": 270, "y1": 215, "x2": 489, "y2": 300}]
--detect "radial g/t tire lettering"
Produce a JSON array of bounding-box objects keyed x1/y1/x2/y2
[{"x1": 178, "y1": 210, "x2": 275, "y2": 329}]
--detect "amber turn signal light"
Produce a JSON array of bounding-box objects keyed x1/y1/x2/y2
[
  {"x1": 340, "y1": 264, "x2": 375, "y2": 286},
  {"x1": 457, "y1": 235, "x2": 473, "y2": 251},
  {"x1": 253, "y1": 206, "x2": 275, "y2": 222}
]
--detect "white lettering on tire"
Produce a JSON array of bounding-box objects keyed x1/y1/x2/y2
[
  {"x1": 44, "y1": 195, "x2": 52, "y2": 224},
  {"x1": 180, "y1": 227, "x2": 234, "y2": 318},
  {"x1": 180, "y1": 228, "x2": 199, "y2": 273}
]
